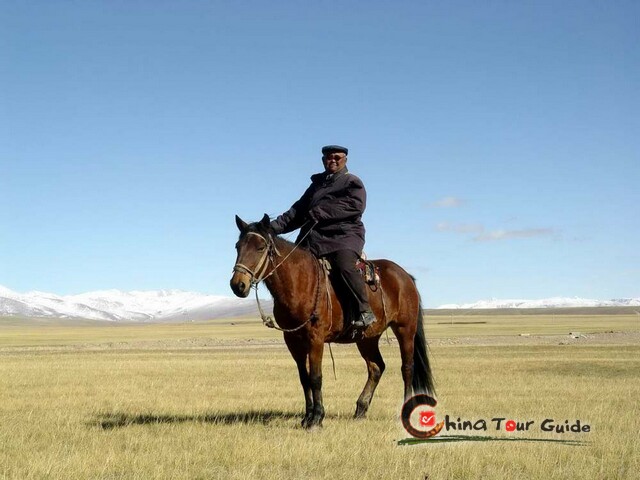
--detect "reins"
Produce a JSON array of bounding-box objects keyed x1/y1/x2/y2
[{"x1": 234, "y1": 223, "x2": 319, "y2": 332}]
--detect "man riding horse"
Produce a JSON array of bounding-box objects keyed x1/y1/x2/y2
[
  {"x1": 270, "y1": 145, "x2": 376, "y2": 330},
  {"x1": 231, "y1": 147, "x2": 435, "y2": 426}
]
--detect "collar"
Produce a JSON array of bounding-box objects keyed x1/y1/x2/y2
[{"x1": 311, "y1": 166, "x2": 349, "y2": 184}]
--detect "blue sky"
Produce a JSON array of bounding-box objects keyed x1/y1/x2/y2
[{"x1": 2, "y1": 1, "x2": 638, "y2": 307}]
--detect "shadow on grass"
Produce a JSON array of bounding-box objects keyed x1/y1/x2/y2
[
  {"x1": 94, "y1": 410, "x2": 338, "y2": 430},
  {"x1": 398, "y1": 434, "x2": 589, "y2": 446}
]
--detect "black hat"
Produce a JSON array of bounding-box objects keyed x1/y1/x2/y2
[{"x1": 322, "y1": 145, "x2": 348, "y2": 155}]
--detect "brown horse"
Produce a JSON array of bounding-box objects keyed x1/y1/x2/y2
[{"x1": 230, "y1": 214, "x2": 435, "y2": 428}]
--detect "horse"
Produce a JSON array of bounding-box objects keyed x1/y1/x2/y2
[{"x1": 230, "y1": 214, "x2": 435, "y2": 429}]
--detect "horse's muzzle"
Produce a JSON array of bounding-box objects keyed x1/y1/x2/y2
[{"x1": 230, "y1": 271, "x2": 251, "y2": 298}]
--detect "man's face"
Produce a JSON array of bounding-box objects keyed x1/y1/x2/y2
[{"x1": 322, "y1": 152, "x2": 347, "y2": 174}]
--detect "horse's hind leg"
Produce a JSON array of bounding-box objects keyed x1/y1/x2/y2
[
  {"x1": 354, "y1": 337, "x2": 386, "y2": 419},
  {"x1": 391, "y1": 324, "x2": 416, "y2": 401}
]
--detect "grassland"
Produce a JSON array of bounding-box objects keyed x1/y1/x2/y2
[{"x1": 1, "y1": 312, "x2": 639, "y2": 479}]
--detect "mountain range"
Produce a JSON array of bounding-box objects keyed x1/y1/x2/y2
[
  {"x1": 436, "y1": 297, "x2": 640, "y2": 309},
  {"x1": 0, "y1": 285, "x2": 270, "y2": 322},
  {"x1": 0, "y1": 285, "x2": 638, "y2": 322}
]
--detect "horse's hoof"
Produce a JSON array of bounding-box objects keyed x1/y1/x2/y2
[
  {"x1": 305, "y1": 422, "x2": 323, "y2": 432},
  {"x1": 354, "y1": 401, "x2": 369, "y2": 419},
  {"x1": 301, "y1": 413, "x2": 315, "y2": 428},
  {"x1": 303, "y1": 413, "x2": 324, "y2": 430}
]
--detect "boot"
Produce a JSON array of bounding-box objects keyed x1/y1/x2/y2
[{"x1": 352, "y1": 310, "x2": 376, "y2": 328}]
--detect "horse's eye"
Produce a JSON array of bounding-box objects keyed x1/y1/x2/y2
[{"x1": 257, "y1": 246, "x2": 266, "y2": 252}]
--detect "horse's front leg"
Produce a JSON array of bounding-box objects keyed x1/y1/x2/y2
[
  {"x1": 284, "y1": 334, "x2": 313, "y2": 427},
  {"x1": 307, "y1": 339, "x2": 325, "y2": 428}
]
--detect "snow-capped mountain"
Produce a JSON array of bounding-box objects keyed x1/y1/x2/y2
[
  {"x1": 1, "y1": 285, "x2": 638, "y2": 321},
  {"x1": 0, "y1": 285, "x2": 270, "y2": 322},
  {"x1": 437, "y1": 297, "x2": 640, "y2": 309}
]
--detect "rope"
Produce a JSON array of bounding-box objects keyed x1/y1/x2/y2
[
  {"x1": 321, "y1": 258, "x2": 333, "y2": 331},
  {"x1": 255, "y1": 285, "x2": 315, "y2": 332},
  {"x1": 328, "y1": 343, "x2": 337, "y2": 380},
  {"x1": 319, "y1": 259, "x2": 337, "y2": 379},
  {"x1": 258, "y1": 222, "x2": 315, "y2": 283},
  {"x1": 251, "y1": 222, "x2": 322, "y2": 333},
  {"x1": 379, "y1": 282, "x2": 392, "y2": 345}
]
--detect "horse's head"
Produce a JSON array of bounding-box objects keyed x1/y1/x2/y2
[{"x1": 230, "y1": 213, "x2": 277, "y2": 298}]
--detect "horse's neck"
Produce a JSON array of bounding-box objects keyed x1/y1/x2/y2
[{"x1": 264, "y1": 239, "x2": 316, "y2": 309}]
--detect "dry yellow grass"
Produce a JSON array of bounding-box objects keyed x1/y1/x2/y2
[{"x1": 1, "y1": 314, "x2": 639, "y2": 479}]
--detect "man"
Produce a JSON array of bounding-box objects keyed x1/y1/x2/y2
[{"x1": 270, "y1": 145, "x2": 376, "y2": 329}]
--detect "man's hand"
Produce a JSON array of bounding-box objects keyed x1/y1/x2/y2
[{"x1": 308, "y1": 209, "x2": 320, "y2": 225}]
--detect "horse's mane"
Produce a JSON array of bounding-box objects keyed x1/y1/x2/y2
[{"x1": 242, "y1": 221, "x2": 309, "y2": 258}]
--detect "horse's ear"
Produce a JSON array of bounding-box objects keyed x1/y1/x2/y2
[
  {"x1": 235, "y1": 215, "x2": 248, "y2": 232},
  {"x1": 260, "y1": 213, "x2": 270, "y2": 229}
]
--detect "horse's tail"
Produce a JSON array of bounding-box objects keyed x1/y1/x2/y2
[{"x1": 412, "y1": 291, "x2": 436, "y2": 397}]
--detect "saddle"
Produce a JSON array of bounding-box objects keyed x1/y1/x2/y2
[
  {"x1": 318, "y1": 253, "x2": 380, "y2": 290},
  {"x1": 355, "y1": 254, "x2": 380, "y2": 290},
  {"x1": 317, "y1": 253, "x2": 382, "y2": 340}
]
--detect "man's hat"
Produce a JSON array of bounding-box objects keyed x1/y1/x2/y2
[{"x1": 322, "y1": 145, "x2": 348, "y2": 155}]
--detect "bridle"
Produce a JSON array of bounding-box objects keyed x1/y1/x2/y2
[
  {"x1": 233, "y1": 221, "x2": 316, "y2": 287},
  {"x1": 232, "y1": 224, "x2": 319, "y2": 332},
  {"x1": 232, "y1": 231, "x2": 280, "y2": 287}
]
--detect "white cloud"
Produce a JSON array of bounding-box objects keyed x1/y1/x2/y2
[
  {"x1": 436, "y1": 222, "x2": 484, "y2": 234},
  {"x1": 473, "y1": 228, "x2": 555, "y2": 242},
  {"x1": 436, "y1": 223, "x2": 556, "y2": 242},
  {"x1": 425, "y1": 196, "x2": 466, "y2": 208}
]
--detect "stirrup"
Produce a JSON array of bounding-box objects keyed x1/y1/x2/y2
[{"x1": 353, "y1": 311, "x2": 375, "y2": 328}]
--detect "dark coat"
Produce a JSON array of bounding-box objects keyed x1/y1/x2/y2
[{"x1": 270, "y1": 167, "x2": 366, "y2": 256}]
